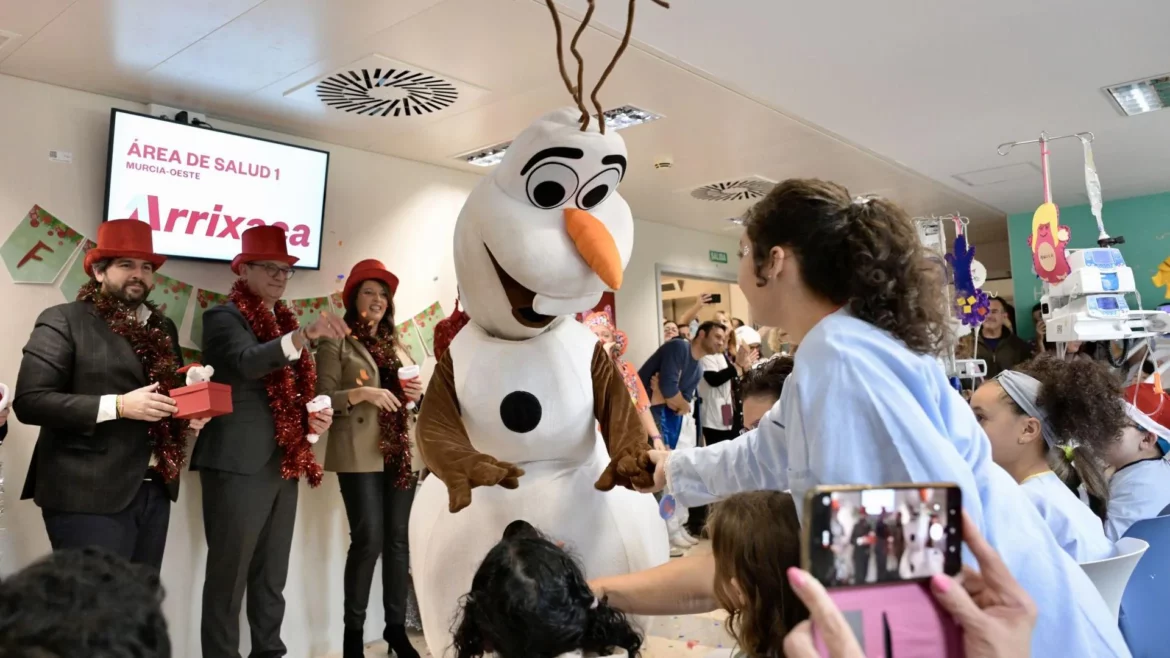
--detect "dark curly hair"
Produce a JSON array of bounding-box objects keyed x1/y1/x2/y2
[
  {"x1": 740, "y1": 356, "x2": 795, "y2": 402},
  {"x1": 0, "y1": 547, "x2": 171, "y2": 658},
  {"x1": 1009, "y1": 355, "x2": 1126, "y2": 514},
  {"x1": 744, "y1": 179, "x2": 949, "y2": 355},
  {"x1": 709, "y1": 492, "x2": 808, "y2": 658},
  {"x1": 451, "y1": 520, "x2": 642, "y2": 658}
]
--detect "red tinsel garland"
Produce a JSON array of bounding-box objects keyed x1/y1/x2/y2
[
  {"x1": 77, "y1": 281, "x2": 187, "y2": 481},
  {"x1": 433, "y1": 297, "x2": 470, "y2": 362},
  {"x1": 346, "y1": 317, "x2": 413, "y2": 490},
  {"x1": 229, "y1": 279, "x2": 323, "y2": 486}
]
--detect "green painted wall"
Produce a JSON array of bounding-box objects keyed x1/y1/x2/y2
[{"x1": 1008, "y1": 192, "x2": 1170, "y2": 340}]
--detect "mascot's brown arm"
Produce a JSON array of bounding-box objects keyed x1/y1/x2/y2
[
  {"x1": 591, "y1": 342, "x2": 654, "y2": 491},
  {"x1": 417, "y1": 351, "x2": 525, "y2": 513}
]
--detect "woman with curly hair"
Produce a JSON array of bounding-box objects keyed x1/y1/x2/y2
[
  {"x1": 970, "y1": 357, "x2": 1121, "y2": 561},
  {"x1": 451, "y1": 520, "x2": 642, "y2": 658},
  {"x1": 590, "y1": 179, "x2": 1127, "y2": 658}
]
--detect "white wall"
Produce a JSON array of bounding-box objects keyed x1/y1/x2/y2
[
  {"x1": 0, "y1": 73, "x2": 476, "y2": 658},
  {"x1": 0, "y1": 73, "x2": 736, "y2": 657},
  {"x1": 617, "y1": 220, "x2": 740, "y2": 369}
]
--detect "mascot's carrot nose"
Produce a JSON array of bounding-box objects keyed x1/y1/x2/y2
[{"x1": 565, "y1": 207, "x2": 623, "y2": 290}]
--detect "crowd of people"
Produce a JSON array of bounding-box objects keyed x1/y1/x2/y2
[{"x1": 1, "y1": 176, "x2": 1168, "y2": 658}]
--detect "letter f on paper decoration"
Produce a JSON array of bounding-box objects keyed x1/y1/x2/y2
[{"x1": 565, "y1": 207, "x2": 622, "y2": 289}]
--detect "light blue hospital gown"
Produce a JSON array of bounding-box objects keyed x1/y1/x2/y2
[
  {"x1": 1106, "y1": 457, "x2": 1170, "y2": 542},
  {"x1": 666, "y1": 309, "x2": 1130, "y2": 658},
  {"x1": 1021, "y1": 471, "x2": 1114, "y2": 562}
]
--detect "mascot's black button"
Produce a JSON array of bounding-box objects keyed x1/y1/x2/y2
[{"x1": 500, "y1": 391, "x2": 542, "y2": 434}]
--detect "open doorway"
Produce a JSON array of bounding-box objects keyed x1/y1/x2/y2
[{"x1": 657, "y1": 266, "x2": 749, "y2": 342}]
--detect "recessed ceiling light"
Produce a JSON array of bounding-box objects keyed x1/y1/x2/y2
[
  {"x1": 1104, "y1": 75, "x2": 1170, "y2": 116},
  {"x1": 463, "y1": 142, "x2": 511, "y2": 168},
  {"x1": 458, "y1": 105, "x2": 662, "y2": 167},
  {"x1": 727, "y1": 216, "x2": 745, "y2": 226}
]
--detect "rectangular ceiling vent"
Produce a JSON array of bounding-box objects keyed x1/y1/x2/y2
[
  {"x1": 1105, "y1": 74, "x2": 1170, "y2": 116},
  {"x1": 455, "y1": 105, "x2": 661, "y2": 167},
  {"x1": 952, "y1": 162, "x2": 1040, "y2": 187},
  {"x1": 661, "y1": 279, "x2": 684, "y2": 293},
  {"x1": 688, "y1": 175, "x2": 776, "y2": 202}
]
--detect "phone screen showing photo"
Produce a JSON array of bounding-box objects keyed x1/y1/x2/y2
[{"x1": 805, "y1": 486, "x2": 962, "y2": 588}]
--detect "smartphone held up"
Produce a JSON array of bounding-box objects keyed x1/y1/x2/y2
[{"x1": 803, "y1": 484, "x2": 962, "y2": 589}]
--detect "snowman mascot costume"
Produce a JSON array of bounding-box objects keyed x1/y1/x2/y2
[{"x1": 409, "y1": 2, "x2": 670, "y2": 655}]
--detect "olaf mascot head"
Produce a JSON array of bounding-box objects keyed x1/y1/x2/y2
[
  {"x1": 455, "y1": 109, "x2": 632, "y2": 340},
  {"x1": 454, "y1": 0, "x2": 668, "y2": 341}
]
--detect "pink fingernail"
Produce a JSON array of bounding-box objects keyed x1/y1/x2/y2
[
  {"x1": 787, "y1": 567, "x2": 806, "y2": 589},
  {"x1": 931, "y1": 574, "x2": 951, "y2": 593}
]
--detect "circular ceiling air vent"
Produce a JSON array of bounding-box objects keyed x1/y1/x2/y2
[
  {"x1": 316, "y1": 68, "x2": 458, "y2": 117},
  {"x1": 690, "y1": 178, "x2": 775, "y2": 202}
]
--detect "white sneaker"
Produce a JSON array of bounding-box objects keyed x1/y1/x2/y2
[
  {"x1": 680, "y1": 530, "x2": 700, "y2": 546},
  {"x1": 669, "y1": 545, "x2": 685, "y2": 558},
  {"x1": 669, "y1": 531, "x2": 692, "y2": 551}
]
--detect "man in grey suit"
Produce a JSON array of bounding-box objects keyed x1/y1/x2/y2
[
  {"x1": 194, "y1": 225, "x2": 346, "y2": 658},
  {"x1": 14, "y1": 219, "x2": 207, "y2": 569}
]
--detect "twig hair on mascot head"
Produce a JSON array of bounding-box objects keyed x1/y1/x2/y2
[{"x1": 408, "y1": 3, "x2": 672, "y2": 656}]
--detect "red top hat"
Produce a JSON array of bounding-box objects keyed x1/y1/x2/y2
[
  {"x1": 231, "y1": 225, "x2": 299, "y2": 275},
  {"x1": 84, "y1": 219, "x2": 167, "y2": 276},
  {"x1": 343, "y1": 259, "x2": 400, "y2": 306}
]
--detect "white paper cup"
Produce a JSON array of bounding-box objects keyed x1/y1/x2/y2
[{"x1": 398, "y1": 365, "x2": 421, "y2": 410}]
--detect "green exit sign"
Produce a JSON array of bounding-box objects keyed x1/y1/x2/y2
[{"x1": 709, "y1": 250, "x2": 728, "y2": 264}]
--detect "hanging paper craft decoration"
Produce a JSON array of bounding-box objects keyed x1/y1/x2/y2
[
  {"x1": 946, "y1": 233, "x2": 991, "y2": 327},
  {"x1": 58, "y1": 239, "x2": 98, "y2": 301},
  {"x1": 287, "y1": 296, "x2": 331, "y2": 331},
  {"x1": 2, "y1": 205, "x2": 85, "y2": 284},
  {"x1": 181, "y1": 346, "x2": 203, "y2": 365},
  {"x1": 151, "y1": 273, "x2": 194, "y2": 329},
  {"x1": 395, "y1": 320, "x2": 426, "y2": 366},
  {"x1": 1154, "y1": 256, "x2": 1170, "y2": 299},
  {"x1": 1026, "y1": 140, "x2": 1072, "y2": 284},
  {"x1": 190, "y1": 288, "x2": 230, "y2": 347},
  {"x1": 412, "y1": 301, "x2": 446, "y2": 356}
]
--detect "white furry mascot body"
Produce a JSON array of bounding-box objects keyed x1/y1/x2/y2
[{"x1": 408, "y1": 104, "x2": 669, "y2": 656}]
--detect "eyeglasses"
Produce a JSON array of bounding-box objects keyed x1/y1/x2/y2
[{"x1": 250, "y1": 263, "x2": 295, "y2": 279}]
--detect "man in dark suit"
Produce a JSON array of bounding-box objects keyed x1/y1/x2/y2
[
  {"x1": 14, "y1": 219, "x2": 207, "y2": 570},
  {"x1": 193, "y1": 226, "x2": 345, "y2": 658}
]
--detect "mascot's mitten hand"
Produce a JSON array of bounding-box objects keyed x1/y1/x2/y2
[
  {"x1": 595, "y1": 445, "x2": 654, "y2": 492},
  {"x1": 445, "y1": 455, "x2": 526, "y2": 513}
]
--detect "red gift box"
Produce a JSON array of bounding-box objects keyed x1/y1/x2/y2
[{"x1": 172, "y1": 382, "x2": 233, "y2": 420}]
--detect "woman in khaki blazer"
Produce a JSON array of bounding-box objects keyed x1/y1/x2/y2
[{"x1": 316, "y1": 259, "x2": 423, "y2": 658}]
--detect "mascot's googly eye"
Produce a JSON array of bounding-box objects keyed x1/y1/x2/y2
[
  {"x1": 526, "y1": 162, "x2": 580, "y2": 209},
  {"x1": 577, "y1": 168, "x2": 622, "y2": 211}
]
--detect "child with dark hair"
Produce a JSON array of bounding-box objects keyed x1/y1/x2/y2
[
  {"x1": 0, "y1": 547, "x2": 171, "y2": 658},
  {"x1": 452, "y1": 520, "x2": 643, "y2": 658},
  {"x1": 970, "y1": 356, "x2": 1123, "y2": 561},
  {"x1": 708, "y1": 491, "x2": 807, "y2": 658}
]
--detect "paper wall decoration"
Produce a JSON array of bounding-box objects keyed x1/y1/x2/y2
[
  {"x1": 396, "y1": 320, "x2": 426, "y2": 366},
  {"x1": 329, "y1": 291, "x2": 346, "y2": 316},
  {"x1": 287, "y1": 296, "x2": 331, "y2": 331},
  {"x1": 1154, "y1": 257, "x2": 1170, "y2": 299},
  {"x1": 58, "y1": 239, "x2": 97, "y2": 300},
  {"x1": 180, "y1": 347, "x2": 203, "y2": 365},
  {"x1": 191, "y1": 289, "x2": 230, "y2": 348},
  {"x1": 151, "y1": 273, "x2": 194, "y2": 329},
  {"x1": 412, "y1": 302, "x2": 446, "y2": 356},
  {"x1": 2, "y1": 206, "x2": 84, "y2": 284}
]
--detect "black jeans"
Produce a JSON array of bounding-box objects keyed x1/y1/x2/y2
[
  {"x1": 337, "y1": 469, "x2": 416, "y2": 631},
  {"x1": 685, "y1": 428, "x2": 741, "y2": 536},
  {"x1": 42, "y1": 473, "x2": 170, "y2": 570}
]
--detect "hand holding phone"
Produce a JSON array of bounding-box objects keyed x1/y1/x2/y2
[{"x1": 803, "y1": 483, "x2": 962, "y2": 589}]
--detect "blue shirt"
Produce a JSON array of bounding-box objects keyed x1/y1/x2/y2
[
  {"x1": 665, "y1": 308, "x2": 1130, "y2": 658},
  {"x1": 638, "y1": 340, "x2": 702, "y2": 403}
]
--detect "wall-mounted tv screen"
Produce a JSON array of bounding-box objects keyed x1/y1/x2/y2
[{"x1": 103, "y1": 109, "x2": 329, "y2": 269}]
